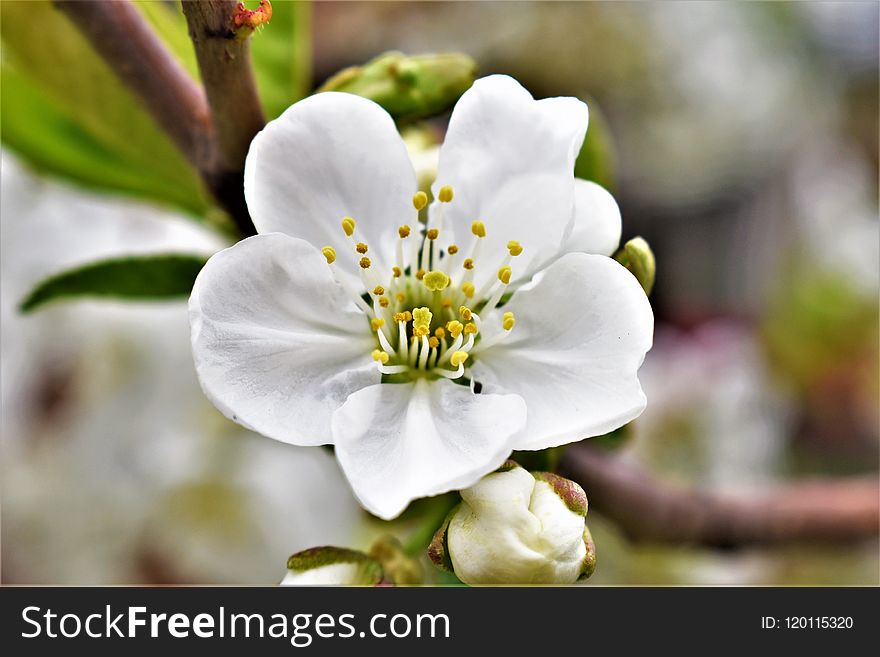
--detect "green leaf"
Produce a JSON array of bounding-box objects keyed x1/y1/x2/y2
[
  {"x1": 0, "y1": 1, "x2": 210, "y2": 216},
  {"x1": 319, "y1": 51, "x2": 477, "y2": 122},
  {"x1": 251, "y1": 0, "x2": 312, "y2": 118},
  {"x1": 575, "y1": 97, "x2": 617, "y2": 190},
  {"x1": 19, "y1": 255, "x2": 208, "y2": 313}
]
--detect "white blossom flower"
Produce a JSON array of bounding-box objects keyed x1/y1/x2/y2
[
  {"x1": 429, "y1": 461, "x2": 596, "y2": 584},
  {"x1": 189, "y1": 75, "x2": 654, "y2": 520}
]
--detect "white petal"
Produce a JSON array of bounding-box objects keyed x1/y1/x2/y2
[
  {"x1": 472, "y1": 253, "x2": 653, "y2": 450},
  {"x1": 564, "y1": 179, "x2": 622, "y2": 257},
  {"x1": 189, "y1": 233, "x2": 379, "y2": 446},
  {"x1": 331, "y1": 379, "x2": 526, "y2": 520},
  {"x1": 244, "y1": 92, "x2": 417, "y2": 283},
  {"x1": 433, "y1": 75, "x2": 588, "y2": 290}
]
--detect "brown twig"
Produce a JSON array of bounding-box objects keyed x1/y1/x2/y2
[
  {"x1": 54, "y1": 0, "x2": 259, "y2": 236},
  {"x1": 558, "y1": 444, "x2": 880, "y2": 548},
  {"x1": 182, "y1": 0, "x2": 266, "y2": 236}
]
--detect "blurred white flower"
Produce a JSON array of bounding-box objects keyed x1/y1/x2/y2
[
  {"x1": 190, "y1": 75, "x2": 653, "y2": 520},
  {"x1": 429, "y1": 461, "x2": 595, "y2": 585},
  {"x1": 1, "y1": 153, "x2": 365, "y2": 584}
]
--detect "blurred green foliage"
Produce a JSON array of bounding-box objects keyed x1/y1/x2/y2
[
  {"x1": 19, "y1": 254, "x2": 209, "y2": 312},
  {"x1": 0, "y1": 0, "x2": 211, "y2": 216}
]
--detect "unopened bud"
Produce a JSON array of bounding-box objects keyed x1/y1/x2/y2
[
  {"x1": 280, "y1": 546, "x2": 384, "y2": 586},
  {"x1": 615, "y1": 236, "x2": 655, "y2": 296}
]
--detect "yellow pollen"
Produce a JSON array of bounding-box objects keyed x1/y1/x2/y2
[
  {"x1": 442, "y1": 298, "x2": 452, "y2": 309},
  {"x1": 434, "y1": 327, "x2": 447, "y2": 339},
  {"x1": 392, "y1": 266, "x2": 402, "y2": 278},
  {"x1": 498, "y1": 266, "x2": 512, "y2": 285},
  {"x1": 342, "y1": 216, "x2": 356, "y2": 236},
  {"x1": 379, "y1": 297, "x2": 390, "y2": 308},
  {"x1": 371, "y1": 349, "x2": 390, "y2": 364},
  {"x1": 461, "y1": 281, "x2": 475, "y2": 298},
  {"x1": 321, "y1": 246, "x2": 336, "y2": 264},
  {"x1": 507, "y1": 240, "x2": 524, "y2": 256},
  {"x1": 415, "y1": 269, "x2": 426, "y2": 280},
  {"x1": 464, "y1": 322, "x2": 478, "y2": 335},
  {"x1": 412, "y1": 191, "x2": 428, "y2": 210},
  {"x1": 427, "y1": 228, "x2": 439, "y2": 240},
  {"x1": 502, "y1": 311, "x2": 516, "y2": 331},
  {"x1": 373, "y1": 285, "x2": 385, "y2": 296},
  {"x1": 428, "y1": 336, "x2": 440, "y2": 349},
  {"x1": 463, "y1": 258, "x2": 475, "y2": 270},
  {"x1": 438, "y1": 185, "x2": 454, "y2": 203},
  {"x1": 371, "y1": 318, "x2": 385, "y2": 331},
  {"x1": 459, "y1": 305, "x2": 472, "y2": 320},
  {"x1": 359, "y1": 257, "x2": 372, "y2": 269},
  {"x1": 423, "y1": 270, "x2": 450, "y2": 291},
  {"x1": 403, "y1": 310, "x2": 413, "y2": 321},
  {"x1": 396, "y1": 293, "x2": 407, "y2": 304},
  {"x1": 393, "y1": 312, "x2": 407, "y2": 322},
  {"x1": 471, "y1": 221, "x2": 486, "y2": 238},
  {"x1": 398, "y1": 225, "x2": 411, "y2": 239},
  {"x1": 413, "y1": 307, "x2": 433, "y2": 330},
  {"x1": 450, "y1": 351, "x2": 469, "y2": 367},
  {"x1": 356, "y1": 242, "x2": 369, "y2": 254},
  {"x1": 446, "y1": 320, "x2": 464, "y2": 338},
  {"x1": 447, "y1": 244, "x2": 459, "y2": 255}
]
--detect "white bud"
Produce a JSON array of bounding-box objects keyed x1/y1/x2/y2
[
  {"x1": 432, "y1": 461, "x2": 594, "y2": 585},
  {"x1": 280, "y1": 547, "x2": 384, "y2": 586}
]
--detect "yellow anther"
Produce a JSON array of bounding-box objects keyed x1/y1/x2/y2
[
  {"x1": 393, "y1": 312, "x2": 407, "y2": 323},
  {"x1": 459, "y1": 305, "x2": 472, "y2": 320},
  {"x1": 321, "y1": 246, "x2": 336, "y2": 264},
  {"x1": 434, "y1": 327, "x2": 447, "y2": 339},
  {"x1": 423, "y1": 270, "x2": 450, "y2": 291},
  {"x1": 447, "y1": 244, "x2": 459, "y2": 255},
  {"x1": 471, "y1": 221, "x2": 486, "y2": 238},
  {"x1": 359, "y1": 257, "x2": 372, "y2": 269},
  {"x1": 371, "y1": 349, "x2": 390, "y2": 364},
  {"x1": 450, "y1": 351, "x2": 469, "y2": 367},
  {"x1": 413, "y1": 307, "x2": 433, "y2": 330},
  {"x1": 396, "y1": 293, "x2": 407, "y2": 304},
  {"x1": 461, "y1": 281, "x2": 475, "y2": 298},
  {"x1": 442, "y1": 298, "x2": 452, "y2": 309},
  {"x1": 502, "y1": 311, "x2": 516, "y2": 331},
  {"x1": 371, "y1": 318, "x2": 385, "y2": 331},
  {"x1": 498, "y1": 266, "x2": 512, "y2": 285},
  {"x1": 428, "y1": 336, "x2": 440, "y2": 349},
  {"x1": 463, "y1": 258, "x2": 475, "y2": 270},
  {"x1": 427, "y1": 228, "x2": 439, "y2": 240},
  {"x1": 438, "y1": 185, "x2": 454, "y2": 203},
  {"x1": 415, "y1": 268, "x2": 426, "y2": 280},
  {"x1": 464, "y1": 322, "x2": 478, "y2": 335},
  {"x1": 356, "y1": 242, "x2": 369, "y2": 254},
  {"x1": 392, "y1": 266, "x2": 402, "y2": 278},
  {"x1": 342, "y1": 216, "x2": 356, "y2": 236},
  {"x1": 403, "y1": 310, "x2": 413, "y2": 322},
  {"x1": 412, "y1": 191, "x2": 428, "y2": 211},
  {"x1": 446, "y1": 320, "x2": 464, "y2": 338},
  {"x1": 414, "y1": 325, "x2": 430, "y2": 337},
  {"x1": 379, "y1": 296, "x2": 390, "y2": 308},
  {"x1": 398, "y1": 225, "x2": 411, "y2": 239},
  {"x1": 507, "y1": 240, "x2": 524, "y2": 256},
  {"x1": 373, "y1": 285, "x2": 385, "y2": 296}
]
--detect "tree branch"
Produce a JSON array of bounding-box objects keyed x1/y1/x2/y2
[
  {"x1": 558, "y1": 444, "x2": 880, "y2": 548},
  {"x1": 54, "y1": 0, "x2": 259, "y2": 236},
  {"x1": 182, "y1": 1, "x2": 267, "y2": 237}
]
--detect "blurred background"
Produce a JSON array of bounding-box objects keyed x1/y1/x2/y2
[{"x1": 2, "y1": 1, "x2": 878, "y2": 584}]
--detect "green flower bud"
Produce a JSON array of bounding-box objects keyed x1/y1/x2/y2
[
  {"x1": 428, "y1": 461, "x2": 596, "y2": 585},
  {"x1": 281, "y1": 546, "x2": 384, "y2": 586},
  {"x1": 368, "y1": 535, "x2": 423, "y2": 585},
  {"x1": 615, "y1": 236, "x2": 656, "y2": 296},
  {"x1": 318, "y1": 51, "x2": 477, "y2": 122}
]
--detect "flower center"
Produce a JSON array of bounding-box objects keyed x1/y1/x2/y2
[{"x1": 323, "y1": 185, "x2": 521, "y2": 384}]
